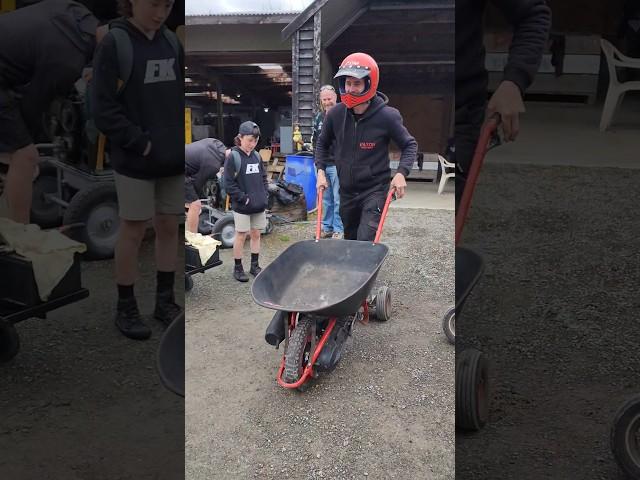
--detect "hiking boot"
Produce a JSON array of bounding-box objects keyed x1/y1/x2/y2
[
  {"x1": 154, "y1": 291, "x2": 183, "y2": 326},
  {"x1": 234, "y1": 265, "x2": 249, "y2": 282},
  {"x1": 332, "y1": 232, "x2": 344, "y2": 239},
  {"x1": 249, "y1": 262, "x2": 262, "y2": 276},
  {"x1": 115, "y1": 298, "x2": 151, "y2": 340},
  {"x1": 321, "y1": 230, "x2": 333, "y2": 238}
]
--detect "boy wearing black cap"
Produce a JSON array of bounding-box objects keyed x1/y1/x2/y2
[{"x1": 223, "y1": 121, "x2": 269, "y2": 282}]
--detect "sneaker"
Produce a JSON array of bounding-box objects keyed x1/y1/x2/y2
[
  {"x1": 321, "y1": 230, "x2": 334, "y2": 239},
  {"x1": 154, "y1": 291, "x2": 183, "y2": 326},
  {"x1": 234, "y1": 265, "x2": 249, "y2": 282},
  {"x1": 332, "y1": 232, "x2": 344, "y2": 239},
  {"x1": 249, "y1": 262, "x2": 262, "y2": 276},
  {"x1": 115, "y1": 298, "x2": 151, "y2": 340}
]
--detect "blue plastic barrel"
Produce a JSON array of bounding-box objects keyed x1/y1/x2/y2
[{"x1": 284, "y1": 155, "x2": 317, "y2": 212}]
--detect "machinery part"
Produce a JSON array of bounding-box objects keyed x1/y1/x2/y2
[
  {"x1": 611, "y1": 396, "x2": 640, "y2": 479},
  {"x1": 456, "y1": 348, "x2": 490, "y2": 431},
  {"x1": 63, "y1": 183, "x2": 119, "y2": 260},
  {"x1": 375, "y1": 285, "x2": 391, "y2": 321},
  {"x1": 30, "y1": 166, "x2": 61, "y2": 228},
  {"x1": 442, "y1": 307, "x2": 455, "y2": 345},
  {"x1": 282, "y1": 315, "x2": 314, "y2": 385},
  {"x1": 0, "y1": 320, "x2": 20, "y2": 363},
  {"x1": 211, "y1": 214, "x2": 235, "y2": 249}
]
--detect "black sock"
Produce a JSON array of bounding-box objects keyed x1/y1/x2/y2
[
  {"x1": 234, "y1": 258, "x2": 242, "y2": 267},
  {"x1": 157, "y1": 271, "x2": 175, "y2": 293},
  {"x1": 117, "y1": 284, "x2": 134, "y2": 302},
  {"x1": 251, "y1": 253, "x2": 259, "y2": 265}
]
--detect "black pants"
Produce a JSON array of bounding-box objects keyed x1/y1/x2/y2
[
  {"x1": 455, "y1": 100, "x2": 486, "y2": 210},
  {"x1": 340, "y1": 184, "x2": 388, "y2": 241}
]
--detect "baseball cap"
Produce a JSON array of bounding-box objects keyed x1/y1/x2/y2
[{"x1": 238, "y1": 121, "x2": 261, "y2": 136}]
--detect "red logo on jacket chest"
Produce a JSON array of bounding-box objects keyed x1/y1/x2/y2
[{"x1": 359, "y1": 142, "x2": 376, "y2": 150}]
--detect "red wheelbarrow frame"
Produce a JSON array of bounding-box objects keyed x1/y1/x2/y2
[{"x1": 275, "y1": 186, "x2": 395, "y2": 389}]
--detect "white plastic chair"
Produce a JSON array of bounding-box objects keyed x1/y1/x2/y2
[
  {"x1": 599, "y1": 39, "x2": 640, "y2": 132},
  {"x1": 437, "y1": 154, "x2": 455, "y2": 194}
]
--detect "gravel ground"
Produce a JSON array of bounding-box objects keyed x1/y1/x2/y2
[
  {"x1": 185, "y1": 208, "x2": 454, "y2": 479},
  {"x1": 456, "y1": 163, "x2": 640, "y2": 479},
  {"x1": 0, "y1": 242, "x2": 184, "y2": 480}
]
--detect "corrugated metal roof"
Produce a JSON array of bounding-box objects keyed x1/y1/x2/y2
[{"x1": 186, "y1": 0, "x2": 314, "y2": 17}]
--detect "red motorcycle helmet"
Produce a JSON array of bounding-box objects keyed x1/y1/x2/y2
[{"x1": 333, "y1": 52, "x2": 379, "y2": 109}]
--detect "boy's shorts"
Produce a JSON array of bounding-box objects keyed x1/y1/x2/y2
[
  {"x1": 0, "y1": 88, "x2": 33, "y2": 153},
  {"x1": 114, "y1": 172, "x2": 183, "y2": 221},
  {"x1": 233, "y1": 211, "x2": 266, "y2": 233}
]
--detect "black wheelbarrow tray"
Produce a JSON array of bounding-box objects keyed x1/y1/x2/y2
[{"x1": 252, "y1": 239, "x2": 389, "y2": 318}]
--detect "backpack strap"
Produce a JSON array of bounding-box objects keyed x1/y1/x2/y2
[
  {"x1": 161, "y1": 26, "x2": 181, "y2": 59},
  {"x1": 108, "y1": 24, "x2": 133, "y2": 94},
  {"x1": 231, "y1": 150, "x2": 242, "y2": 178}
]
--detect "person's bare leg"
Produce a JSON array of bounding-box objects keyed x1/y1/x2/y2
[
  {"x1": 233, "y1": 231, "x2": 248, "y2": 260},
  {"x1": 115, "y1": 219, "x2": 147, "y2": 285},
  {"x1": 232, "y1": 231, "x2": 249, "y2": 281},
  {"x1": 5, "y1": 144, "x2": 38, "y2": 223},
  {"x1": 153, "y1": 214, "x2": 179, "y2": 272},
  {"x1": 186, "y1": 200, "x2": 201, "y2": 233},
  {"x1": 249, "y1": 228, "x2": 261, "y2": 254}
]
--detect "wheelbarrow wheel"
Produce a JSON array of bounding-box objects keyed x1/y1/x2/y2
[
  {"x1": 375, "y1": 286, "x2": 391, "y2": 321},
  {"x1": 211, "y1": 214, "x2": 235, "y2": 249},
  {"x1": 283, "y1": 316, "x2": 314, "y2": 388},
  {"x1": 0, "y1": 320, "x2": 20, "y2": 363},
  {"x1": 456, "y1": 348, "x2": 489, "y2": 431},
  {"x1": 611, "y1": 396, "x2": 640, "y2": 479},
  {"x1": 442, "y1": 307, "x2": 455, "y2": 344},
  {"x1": 185, "y1": 274, "x2": 193, "y2": 292}
]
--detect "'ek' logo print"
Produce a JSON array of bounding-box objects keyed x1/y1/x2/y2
[
  {"x1": 246, "y1": 163, "x2": 260, "y2": 174},
  {"x1": 144, "y1": 59, "x2": 176, "y2": 84}
]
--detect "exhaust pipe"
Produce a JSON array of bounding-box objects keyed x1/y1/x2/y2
[{"x1": 265, "y1": 310, "x2": 287, "y2": 347}]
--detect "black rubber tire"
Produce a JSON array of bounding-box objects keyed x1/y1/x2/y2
[
  {"x1": 456, "y1": 348, "x2": 490, "y2": 431},
  {"x1": 442, "y1": 307, "x2": 455, "y2": 345},
  {"x1": 185, "y1": 274, "x2": 194, "y2": 292},
  {"x1": 611, "y1": 396, "x2": 640, "y2": 479},
  {"x1": 282, "y1": 316, "x2": 314, "y2": 387},
  {"x1": 30, "y1": 166, "x2": 61, "y2": 228},
  {"x1": 0, "y1": 320, "x2": 20, "y2": 363},
  {"x1": 63, "y1": 183, "x2": 119, "y2": 260},
  {"x1": 211, "y1": 214, "x2": 236, "y2": 249},
  {"x1": 375, "y1": 286, "x2": 391, "y2": 321}
]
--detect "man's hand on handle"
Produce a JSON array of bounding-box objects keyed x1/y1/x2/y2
[
  {"x1": 390, "y1": 173, "x2": 407, "y2": 199},
  {"x1": 487, "y1": 80, "x2": 525, "y2": 142},
  {"x1": 316, "y1": 169, "x2": 328, "y2": 191}
]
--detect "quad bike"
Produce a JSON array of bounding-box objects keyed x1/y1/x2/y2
[{"x1": 251, "y1": 187, "x2": 394, "y2": 391}]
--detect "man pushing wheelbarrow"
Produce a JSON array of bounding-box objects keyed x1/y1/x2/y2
[{"x1": 251, "y1": 53, "x2": 417, "y2": 390}]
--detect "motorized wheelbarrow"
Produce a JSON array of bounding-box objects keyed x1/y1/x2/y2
[
  {"x1": 251, "y1": 187, "x2": 396, "y2": 391},
  {"x1": 449, "y1": 116, "x2": 501, "y2": 431}
]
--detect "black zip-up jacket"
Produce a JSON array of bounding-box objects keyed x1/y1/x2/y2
[
  {"x1": 456, "y1": 0, "x2": 551, "y2": 108},
  {"x1": 0, "y1": 0, "x2": 97, "y2": 132},
  {"x1": 92, "y1": 19, "x2": 184, "y2": 179},
  {"x1": 224, "y1": 147, "x2": 269, "y2": 215},
  {"x1": 315, "y1": 92, "x2": 417, "y2": 195},
  {"x1": 185, "y1": 138, "x2": 224, "y2": 196}
]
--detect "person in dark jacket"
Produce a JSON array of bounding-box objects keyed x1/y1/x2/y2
[
  {"x1": 0, "y1": 0, "x2": 106, "y2": 223},
  {"x1": 92, "y1": 0, "x2": 183, "y2": 340},
  {"x1": 456, "y1": 0, "x2": 551, "y2": 208},
  {"x1": 224, "y1": 121, "x2": 269, "y2": 282},
  {"x1": 185, "y1": 137, "x2": 227, "y2": 233},
  {"x1": 311, "y1": 84, "x2": 344, "y2": 239},
  {"x1": 315, "y1": 52, "x2": 417, "y2": 241}
]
